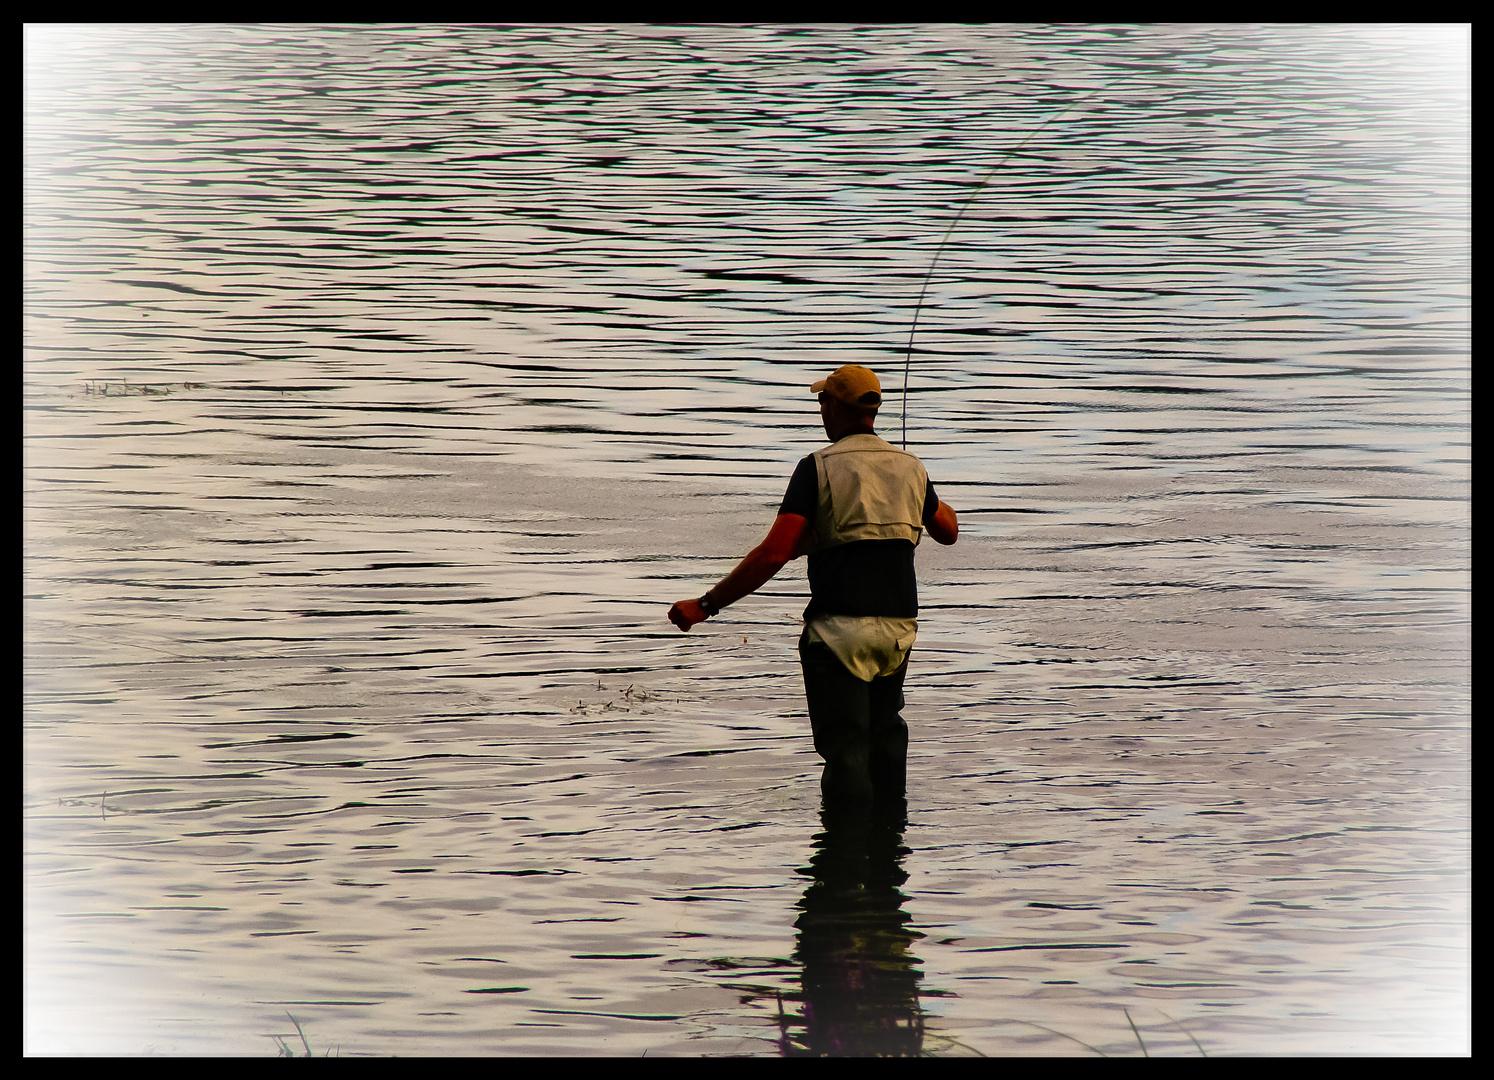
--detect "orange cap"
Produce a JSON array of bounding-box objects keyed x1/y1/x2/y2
[{"x1": 811, "y1": 364, "x2": 882, "y2": 408}]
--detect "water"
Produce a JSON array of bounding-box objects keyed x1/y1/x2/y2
[{"x1": 24, "y1": 23, "x2": 1469, "y2": 1056}]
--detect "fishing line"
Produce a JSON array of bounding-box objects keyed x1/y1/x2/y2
[{"x1": 899, "y1": 74, "x2": 1139, "y2": 450}]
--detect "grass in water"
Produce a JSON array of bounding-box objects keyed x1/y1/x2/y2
[
  {"x1": 1124, "y1": 1007, "x2": 1149, "y2": 1057},
  {"x1": 272, "y1": 1012, "x2": 338, "y2": 1058},
  {"x1": 968, "y1": 1008, "x2": 1206, "y2": 1057},
  {"x1": 264, "y1": 1005, "x2": 1202, "y2": 1057},
  {"x1": 81, "y1": 380, "x2": 202, "y2": 396},
  {"x1": 1159, "y1": 1009, "x2": 1208, "y2": 1057}
]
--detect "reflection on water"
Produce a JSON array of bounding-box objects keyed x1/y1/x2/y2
[{"x1": 782, "y1": 803, "x2": 924, "y2": 1057}]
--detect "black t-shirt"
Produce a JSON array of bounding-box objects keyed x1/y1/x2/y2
[{"x1": 778, "y1": 452, "x2": 940, "y2": 620}]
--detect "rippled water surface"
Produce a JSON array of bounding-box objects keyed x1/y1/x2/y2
[{"x1": 25, "y1": 23, "x2": 1469, "y2": 1056}]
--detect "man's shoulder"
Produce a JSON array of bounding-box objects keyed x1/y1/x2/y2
[{"x1": 779, "y1": 454, "x2": 821, "y2": 516}]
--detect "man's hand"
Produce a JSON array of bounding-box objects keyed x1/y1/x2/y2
[
  {"x1": 669, "y1": 598, "x2": 709, "y2": 632},
  {"x1": 668, "y1": 513, "x2": 808, "y2": 633}
]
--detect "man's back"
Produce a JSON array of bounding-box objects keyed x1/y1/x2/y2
[
  {"x1": 779, "y1": 432, "x2": 940, "y2": 623},
  {"x1": 809, "y1": 432, "x2": 929, "y2": 551}
]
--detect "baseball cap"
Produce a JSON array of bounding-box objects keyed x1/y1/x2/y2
[{"x1": 811, "y1": 364, "x2": 882, "y2": 408}]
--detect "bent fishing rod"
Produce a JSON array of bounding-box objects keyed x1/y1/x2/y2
[{"x1": 898, "y1": 73, "x2": 1142, "y2": 450}]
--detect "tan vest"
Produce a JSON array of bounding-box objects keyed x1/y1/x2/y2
[{"x1": 808, "y1": 433, "x2": 928, "y2": 555}]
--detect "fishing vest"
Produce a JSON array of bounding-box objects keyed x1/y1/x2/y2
[{"x1": 808, "y1": 433, "x2": 928, "y2": 555}]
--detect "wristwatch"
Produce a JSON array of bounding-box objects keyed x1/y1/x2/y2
[{"x1": 698, "y1": 591, "x2": 721, "y2": 617}]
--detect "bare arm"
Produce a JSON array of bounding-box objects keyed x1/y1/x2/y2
[
  {"x1": 668, "y1": 513, "x2": 809, "y2": 632},
  {"x1": 927, "y1": 500, "x2": 958, "y2": 545}
]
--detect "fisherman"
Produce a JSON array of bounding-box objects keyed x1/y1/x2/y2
[{"x1": 669, "y1": 364, "x2": 958, "y2": 809}]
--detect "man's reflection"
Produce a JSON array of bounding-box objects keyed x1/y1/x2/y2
[{"x1": 779, "y1": 798, "x2": 925, "y2": 1057}]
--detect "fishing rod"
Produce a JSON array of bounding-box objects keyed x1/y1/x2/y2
[{"x1": 899, "y1": 74, "x2": 1140, "y2": 450}]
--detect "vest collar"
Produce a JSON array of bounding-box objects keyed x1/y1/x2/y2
[{"x1": 826, "y1": 430, "x2": 886, "y2": 448}]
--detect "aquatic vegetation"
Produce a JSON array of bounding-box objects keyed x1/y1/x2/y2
[
  {"x1": 79, "y1": 380, "x2": 206, "y2": 396},
  {"x1": 271, "y1": 1012, "x2": 338, "y2": 1058},
  {"x1": 920, "y1": 1009, "x2": 1207, "y2": 1058}
]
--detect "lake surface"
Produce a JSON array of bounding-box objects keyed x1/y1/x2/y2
[{"x1": 24, "y1": 23, "x2": 1469, "y2": 1056}]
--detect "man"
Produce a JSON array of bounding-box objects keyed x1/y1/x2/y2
[{"x1": 669, "y1": 364, "x2": 958, "y2": 810}]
